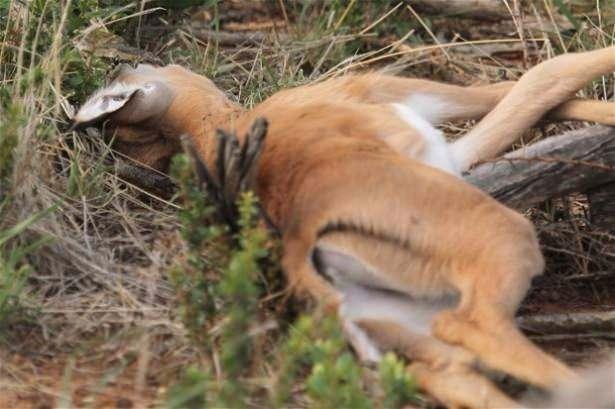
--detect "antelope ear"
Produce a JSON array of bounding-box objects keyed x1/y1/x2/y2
[
  {"x1": 73, "y1": 82, "x2": 142, "y2": 125},
  {"x1": 73, "y1": 80, "x2": 174, "y2": 127}
]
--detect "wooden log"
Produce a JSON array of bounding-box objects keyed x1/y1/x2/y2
[
  {"x1": 183, "y1": 24, "x2": 266, "y2": 46},
  {"x1": 114, "y1": 161, "x2": 176, "y2": 197},
  {"x1": 466, "y1": 126, "x2": 615, "y2": 209},
  {"x1": 405, "y1": 0, "x2": 510, "y2": 20},
  {"x1": 587, "y1": 182, "x2": 615, "y2": 230},
  {"x1": 517, "y1": 310, "x2": 615, "y2": 335}
]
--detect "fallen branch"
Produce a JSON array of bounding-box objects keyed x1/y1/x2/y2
[
  {"x1": 564, "y1": 271, "x2": 614, "y2": 281},
  {"x1": 448, "y1": 41, "x2": 537, "y2": 58},
  {"x1": 466, "y1": 126, "x2": 615, "y2": 208},
  {"x1": 405, "y1": 0, "x2": 511, "y2": 20},
  {"x1": 183, "y1": 24, "x2": 266, "y2": 46},
  {"x1": 518, "y1": 310, "x2": 615, "y2": 335},
  {"x1": 588, "y1": 182, "x2": 615, "y2": 231},
  {"x1": 114, "y1": 161, "x2": 176, "y2": 196}
]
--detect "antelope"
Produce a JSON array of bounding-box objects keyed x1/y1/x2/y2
[{"x1": 73, "y1": 46, "x2": 615, "y2": 408}]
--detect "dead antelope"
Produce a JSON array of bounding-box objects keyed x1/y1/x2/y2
[{"x1": 74, "y1": 46, "x2": 615, "y2": 408}]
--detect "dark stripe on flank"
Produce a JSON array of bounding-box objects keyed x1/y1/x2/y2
[{"x1": 317, "y1": 220, "x2": 411, "y2": 250}]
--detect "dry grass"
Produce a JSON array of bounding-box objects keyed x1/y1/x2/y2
[{"x1": 0, "y1": 1, "x2": 614, "y2": 407}]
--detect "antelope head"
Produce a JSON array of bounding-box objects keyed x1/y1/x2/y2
[{"x1": 73, "y1": 63, "x2": 241, "y2": 171}]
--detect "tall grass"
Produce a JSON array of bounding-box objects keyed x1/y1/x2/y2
[{"x1": 0, "y1": 4, "x2": 60, "y2": 340}]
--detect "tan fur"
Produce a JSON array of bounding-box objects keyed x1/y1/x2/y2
[{"x1": 75, "y1": 47, "x2": 615, "y2": 408}]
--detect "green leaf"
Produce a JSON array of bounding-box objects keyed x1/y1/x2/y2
[{"x1": 0, "y1": 204, "x2": 57, "y2": 247}]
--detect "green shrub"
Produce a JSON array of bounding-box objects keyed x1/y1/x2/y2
[
  {"x1": 169, "y1": 153, "x2": 223, "y2": 349},
  {"x1": 379, "y1": 352, "x2": 418, "y2": 409},
  {"x1": 167, "y1": 366, "x2": 211, "y2": 409},
  {"x1": 168, "y1": 153, "x2": 269, "y2": 408},
  {"x1": 282, "y1": 315, "x2": 372, "y2": 409}
]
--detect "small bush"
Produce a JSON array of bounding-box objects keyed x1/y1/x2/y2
[
  {"x1": 275, "y1": 315, "x2": 372, "y2": 409},
  {"x1": 168, "y1": 152, "x2": 270, "y2": 408},
  {"x1": 379, "y1": 352, "x2": 418, "y2": 409}
]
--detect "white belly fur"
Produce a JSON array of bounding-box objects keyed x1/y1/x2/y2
[
  {"x1": 391, "y1": 102, "x2": 460, "y2": 176},
  {"x1": 313, "y1": 247, "x2": 457, "y2": 337},
  {"x1": 340, "y1": 283, "x2": 457, "y2": 337}
]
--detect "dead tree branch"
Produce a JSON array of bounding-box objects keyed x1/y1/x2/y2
[
  {"x1": 182, "y1": 25, "x2": 266, "y2": 46},
  {"x1": 405, "y1": 0, "x2": 510, "y2": 20},
  {"x1": 466, "y1": 126, "x2": 615, "y2": 209},
  {"x1": 518, "y1": 310, "x2": 615, "y2": 335},
  {"x1": 588, "y1": 182, "x2": 615, "y2": 231},
  {"x1": 114, "y1": 161, "x2": 176, "y2": 196}
]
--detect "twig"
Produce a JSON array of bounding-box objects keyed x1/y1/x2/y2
[
  {"x1": 509, "y1": 0, "x2": 529, "y2": 68},
  {"x1": 183, "y1": 25, "x2": 266, "y2": 46},
  {"x1": 564, "y1": 271, "x2": 614, "y2": 281},
  {"x1": 114, "y1": 161, "x2": 176, "y2": 196}
]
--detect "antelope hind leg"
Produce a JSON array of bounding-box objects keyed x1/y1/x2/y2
[
  {"x1": 453, "y1": 46, "x2": 615, "y2": 170},
  {"x1": 358, "y1": 319, "x2": 524, "y2": 409},
  {"x1": 330, "y1": 72, "x2": 614, "y2": 126},
  {"x1": 314, "y1": 246, "x2": 523, "y2": 408},
  {"x1": 431, "y1": 253, "x2": 577, "y2": 390}
]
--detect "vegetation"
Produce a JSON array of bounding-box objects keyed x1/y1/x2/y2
[{"x1": 0, "y1": 1, "x2": 612, "y2": 407}]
